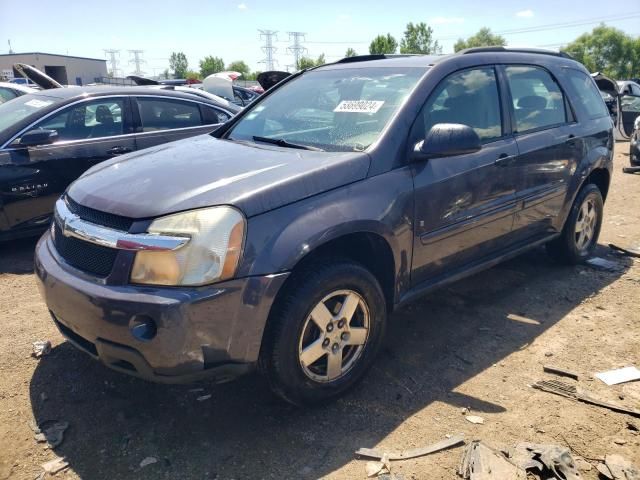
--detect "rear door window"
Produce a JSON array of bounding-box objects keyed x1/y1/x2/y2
[
  {"x1": 505, "y1": 66, "x2": 567, "y2": 133},
  {"x1": 136, "y1": 98, "x2": 203, "y2": 132},
  {"x1": 201, "y1": 105, "x2": 231, "y2": 125}
]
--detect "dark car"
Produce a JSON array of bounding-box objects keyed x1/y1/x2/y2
[
  {"x1": 0, "y1": 87, "x2": 239, "y2": 240},
  {"x1": 36, "y1": 48, "x2": 614, "y2": 405},
  {"x1": 623, "y1": 97, "x2": 640, "y2": 166}
]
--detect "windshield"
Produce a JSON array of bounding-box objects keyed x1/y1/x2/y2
[
  {"x1": 227, "y1": 67, "x2": 426, "y2": 152},
  {"x1": 0, "y1": 93, "x2": 60, "y2": 133}
]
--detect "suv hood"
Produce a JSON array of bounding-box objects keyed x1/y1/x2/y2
[{"x1": 67, "y1": 135, "x2": 370, "y2": 219}]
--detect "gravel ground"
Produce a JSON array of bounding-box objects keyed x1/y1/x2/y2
[{"x1": 0, "y1": 143, "x2": 639, "y2": 480}]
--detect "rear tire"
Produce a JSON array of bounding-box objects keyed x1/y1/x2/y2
[
  {"x1": 546, "y1": 183, "x2": 603, "y2": 264},
  {"x1": 259, "y1": 259, "x2": 386, "y2": 406}
]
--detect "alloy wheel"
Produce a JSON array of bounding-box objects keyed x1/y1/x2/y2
[
  {"x1": 298, "y1": 289, "x2": 370, "y2": 383},
  {"x1": 575, "y1": 197, "x2": 598, "y2": 252}
]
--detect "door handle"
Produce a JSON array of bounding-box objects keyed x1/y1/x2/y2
[
  {"x1": 107, "y1": 146, "x2": 132, "y2": 156},
  {"x1": 494, "y1": 153, "x2": 516, "y2": 167}
]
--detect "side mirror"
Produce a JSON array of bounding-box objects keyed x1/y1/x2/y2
[
  {"x1": 413, "y1": 123, "x2": 481, "y2": 161},
  {"x1": 18, "y1": 129, "x2": 58, "y2": 147}
]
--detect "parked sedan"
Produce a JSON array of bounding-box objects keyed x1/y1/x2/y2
[
  {"x1": 0, "y1": 87, "x2": 238, "y2": 240},
  {"x1": 0, "y1": 82, "x2": 37, "y2": 104}
]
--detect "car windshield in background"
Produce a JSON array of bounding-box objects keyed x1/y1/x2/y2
[
  {"x1": 228, "y1": 67, "x2": 427, "y2": 152},
  {"x1": 0, "y1": 94, "x2": 59, "y2": 133}
]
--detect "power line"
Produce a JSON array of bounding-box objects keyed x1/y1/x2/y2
[
  {"x1": 128, "y1": 50, "x2": 146, "y2": 76},
  {"x1": 104, "y1": 49, "x2": 120, "y2": 77},
  {"x1": 287, "y1": 32, "x2": 307, "y2": 69},
  {"x1": 259, "y1": 29, "x2": 278, "y2": 71}
]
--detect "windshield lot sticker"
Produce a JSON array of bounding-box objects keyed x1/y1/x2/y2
[
  {"x1": 334, "y1": 100, "x2": 384, "y2": 113},
  {"x1": 25, "y1": 99, "x2": 53, "y2": 108}
]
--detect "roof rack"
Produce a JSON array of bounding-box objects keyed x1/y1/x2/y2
[
  {"x1": 335, "y1": 54, "x2": 420, "y2": 64},
  {"x1": 459, "y1": 46, "x2": 573, "y2": 59}
]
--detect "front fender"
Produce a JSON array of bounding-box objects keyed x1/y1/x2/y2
[{"x1": 237, "y1": 167, "x2": 415, "y2": 300}]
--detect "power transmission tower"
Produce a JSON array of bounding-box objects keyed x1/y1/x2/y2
[
  {"x1": 287, "y1": 32, "x2": 307, "y2": 70},
  {"x1": 104, "y1": 49, "x2": 120, "y2": 77},
  {"x1": 258, "y1": 30, "x2": 278, "y2": 71},
  {"x1": 128, "y1": 50, "x2": 146, "y2": 76}
]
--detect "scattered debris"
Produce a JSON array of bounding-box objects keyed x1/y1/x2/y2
[
  {"x1": 458, "y1": 441, "x2": 526, "y2": 479},
  {"x1": 139, "y1": 457, "x2": 158, "y2": 468},
  {"x1": 465, "y1": 415, "x2": 484, "y2": 425},
  {"x1": 356, "y1": 434, "x2": 464, "y2": 461},
  {"x1": 41, "y1": 456, "x2": 69, "y2": 474},
  {"x1": 585, "y1": 257, "x2": 624, "y2": 272},
  {"x1": 532, "y1": 379, "x2": 640, "y2": 418},
  {"x1": 545, "y1": 352, "x2": 554, "y2": 357},
  {"x1": 622, "y1": 166, "x2": 640, "y2": 174},
  {"x1": 627, "y1": 421, "x2": 639, "y2": 432},
  {"x1": 196, "y1": 394, "x2": 212, "y2": 401},
  {"x1": 33, "y1": 421, "x2": 69, "y2": 448},
  {"x1": 613, "y1": 438, "x2": 626, "y2": 445},
  {"x1": 366, "y1": 454, "x2": 391, "y2": 477},
  {"x1": 598, "y1": 454, "x2": 640, "y2": 479},
  {"x1": 609, "y1": 243, "x2": 640, "y2": 258},
  {"x1": 595, "y1": 366, "x2": 640, "y2": 386},
  {"x1": 31, "y1": 341, "x2": 51, "y2": 358},
  {"x1": 543, "y1": 365, "x2": 579, "y2": 380},
  {"x1": 508, "y1": 443, "x2": 582, "y2": 480}
]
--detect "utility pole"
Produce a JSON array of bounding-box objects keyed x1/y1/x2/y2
[
  {"x1": 287, "y1": 32, "x2": 307, "y2": 70},
  {"x1": 258, "y1": 30, "x2": 278, "y2": 71},
  {"x1": 104, "y1": 49, "x2": 120, "y2": 77},
  {"x1": 128, "y1": 50, "x2": 146, "y2": 76},
  {"x1": 8, "y1": 40, "x2": 14, "y2": 54}
]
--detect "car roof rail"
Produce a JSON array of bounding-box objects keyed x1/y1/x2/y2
[
  {"x1": 459, "y1": 46, "x2": 574, "y2": 59},
  {"x1": 335, "y1": 54, "x2": 420, "y2": 64}
]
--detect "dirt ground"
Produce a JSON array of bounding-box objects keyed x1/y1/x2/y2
[{"x1": 0, "y1": 143, "x2": 639, "y2": 480}]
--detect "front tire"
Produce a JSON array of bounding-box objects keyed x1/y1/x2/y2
[
  {"x1": 259, "y1": 259, "x2": 387, "y2": 406},
  {"x1": 546, "y1": 183, "x2": 603, "y2": 264}
]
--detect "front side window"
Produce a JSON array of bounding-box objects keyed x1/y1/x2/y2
[
  {"x1": 564, "y1": 69, "x2": 609, "y2": 119},
  {"x1": 35, "y1": 98, "x2": 125, "y2": 141},
  {"x1": 505, "y1": 65, "x2": 566, "y2": 133},
  {"x1": 136, "y1": 98, "x2": 202, "y2": 132},
  {"x1": 421, "y1": 67, "x2": 502, "y2": 143},
  {"x1": 227, "y1": 67, "x2": 426, "y2": 152}
]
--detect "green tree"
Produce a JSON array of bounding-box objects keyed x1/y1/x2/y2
[
  {"x1": 454, "y1": 27, "x2": 507, "y2": 52},
  {"x1": 369, "y1": 34, "x2": 398, "y2": 54},
  {"x1": 162, "y1": 68, "x2": 169, "y2": 80},
  {"x1": 169, "y1": 52, "x2": 189, "y2": 79},
  {"x1": 199, "y1": 56, "x2": 225, "y2": 77},
  {"x1": 400, "y1": 22, "x2": 441, "y2": 54},
  {"x1": 185, "y1": 70, "x2": 201, "y2": 81},
  {"x1": 297, "y1": 53, "x2": 326, "y2": 70},
  {"x1": 227, "y1": 60, "x2": 250, "y2": 78},
  {"x1": 345, "y1": 47, "x2": 357, "y2": 57},
  {"x1": 563, "y1": 24, "x2": 640, "y2": 78}
]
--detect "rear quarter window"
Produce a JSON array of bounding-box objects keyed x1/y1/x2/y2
[{"x1": 565, "y1": 69, "x2": 610, "y2": 120}]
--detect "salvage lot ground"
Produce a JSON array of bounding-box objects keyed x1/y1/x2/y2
[{"x1": 0, "y1": 143, "x2": 639, "y2": 480}]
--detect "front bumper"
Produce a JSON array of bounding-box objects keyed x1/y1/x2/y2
[{"x1": 35, "y1": 232, "x2": 289, "y2": 384}]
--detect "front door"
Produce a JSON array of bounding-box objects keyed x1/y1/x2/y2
[
  {"x1": 410, "y1": 66, "x2": 519, "y2": 286},
  {"x1": 0, "y1": 96, "x2": 135, "y2": 233}
]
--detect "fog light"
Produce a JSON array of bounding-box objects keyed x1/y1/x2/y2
[{"x1": 129, "y1": 315, "x2": 157, "y2": 341}]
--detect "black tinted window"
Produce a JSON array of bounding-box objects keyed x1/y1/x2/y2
[
  {"x1": 423, "y1": 67, "x2": 502, "y2": 142},
  {"x1": 201, "y1": 105, "x2": 230, "y2": 125},
  {"x1": 505, "y1": 66, "x2": 566, "y2": 133},
  {"x1": 36, "y1": 99, "x2": 124, "y2": 141},
  {"x1": 565, "y1": 69, "x2": 609, "y2": 119},
  {"x1": 136, "y1": 98, "x2": 202, "y2": 132}
]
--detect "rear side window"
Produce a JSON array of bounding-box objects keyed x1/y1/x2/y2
[
  {"x1": 565, "y1": 69, "x2": 609, "y2": 119},
  {"x1": 136, "y1": 98, "x2": 202, "y2": 132},
  {"x1": 422, "y1": 67, "x2": 502, "y2": 143},
  {"x1": 505, "y1": 66, "x2": 566, "y2": 133},
  {"x1": 201, "y1": 105, "x2": 231, "y2": 125}
]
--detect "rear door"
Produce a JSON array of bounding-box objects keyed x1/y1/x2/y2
[
  {"x1": 500, "y1": 64, "x2": 574, "y2": 240},
  {"x1": 617, "y1": 93, "x2": 640, "y2": 140},
  {"x1": 410, "y1": 66, "x2": 520, "y2": 285},
  {"x1": 0, "y1": 96, "x2": 136, "y2": 232},
  {"x1": 133, "y1": 96, "x2": 231, "y2": 150}
]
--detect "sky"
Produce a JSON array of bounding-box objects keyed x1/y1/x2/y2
[{"x1": 1, "y1": 0, "x2": 639, "y2": 76}]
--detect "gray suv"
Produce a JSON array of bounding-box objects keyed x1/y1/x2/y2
[{"x1": 35, "y1": 48, "x2": 613, "y2": 405}]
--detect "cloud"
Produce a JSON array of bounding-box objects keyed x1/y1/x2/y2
[
  {"x1": 237, "y1": 3, "x2": 248, "y2": 10},
  {"x1": 516, "y1": 9, "x2": 534, "y2": 17},
  {"x1": 430, "y1": 17, "x2": 465, "y2": 25}
]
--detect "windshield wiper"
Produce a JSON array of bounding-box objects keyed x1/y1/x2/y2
[{"x1": 252, "y1": 135, "x2": 324, "y2": 151}]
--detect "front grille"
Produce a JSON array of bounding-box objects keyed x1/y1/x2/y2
[
  {"x1": 66, "y1": 195, "x2": 133, "y2": 231},
  {"x1": 53, "y1": 223, "x2": 119, "y2": 277}
]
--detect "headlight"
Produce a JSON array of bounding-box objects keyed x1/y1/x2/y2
[{"x1": 130, "y1": 206, "x2": 245, "y2": 286}]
